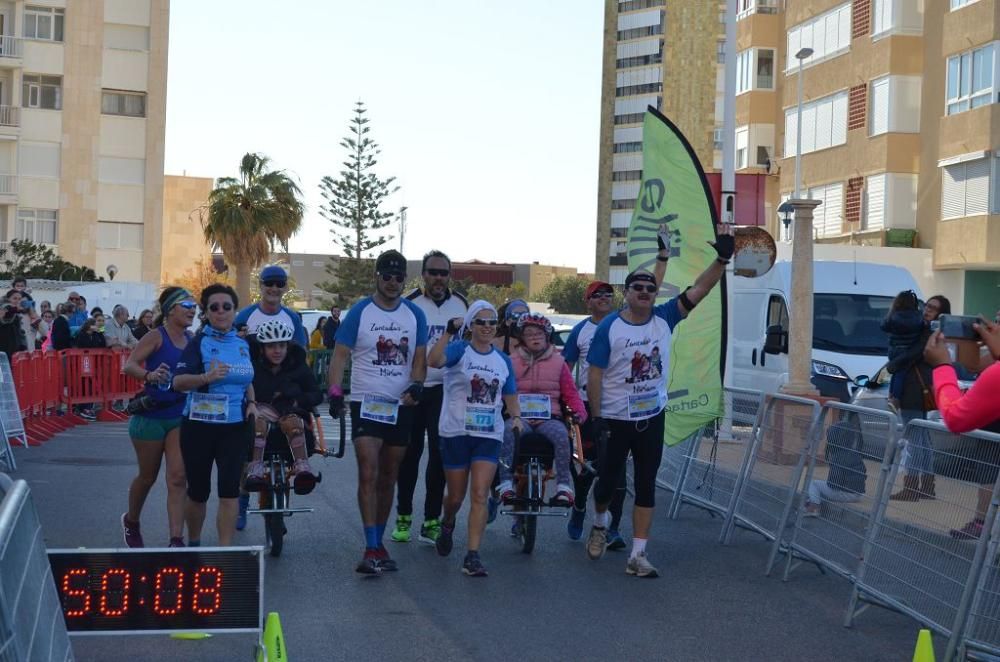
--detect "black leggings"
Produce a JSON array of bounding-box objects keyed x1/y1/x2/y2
[
  {"x1": 396, "y1": 385, "x2": 445, "y2": 520},
  {"x1": 573, "y1": 406, "x2": 625, "y2": 527},
  {"x1": 181, "y1": 419, "x2": 252, "y2": 502},
  {"x1": 594, "y1": 412, "x2": 665, "y2": 509}
]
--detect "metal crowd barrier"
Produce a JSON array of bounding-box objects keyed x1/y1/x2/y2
[
  {"x1": 766, "y1": 402, "x2": 900, "y2": 582},
  {"x1": 0, "y1": 473, "x2": 74, "y2": 661}
]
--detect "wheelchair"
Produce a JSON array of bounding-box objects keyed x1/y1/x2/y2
[
  {"x1": 248, "y1": 411, "x2": 345, "y2": 557},
  {"x1": 500, "y1": 412, "x2": 594, "y2": 554}
]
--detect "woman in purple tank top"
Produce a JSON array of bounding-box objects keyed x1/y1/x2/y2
[{"x1": 120, "y1": 287, "x2": 197, "y2": 548}]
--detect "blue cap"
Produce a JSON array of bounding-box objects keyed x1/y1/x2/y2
[{"x1": 260, "y1": 265, "x2": 287, "y2": 282}]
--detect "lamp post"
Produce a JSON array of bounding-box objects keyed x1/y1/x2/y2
[
  {"x1": 58, "y1": 266, "x2": 78, "y2": 281},
  {"x1": 781, "y1": 47, "x2": 820, "y2": 398}
]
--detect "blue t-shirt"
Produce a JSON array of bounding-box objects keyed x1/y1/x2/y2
[
  {"x1": 335, "y1": 297, "x2": 428, "y2": 402},
  {"x1": 587, "y1": 298, "x2": 682, "y2": 421},
  {"x1": 175, "y1": 328, "x2": 255, "y2": 424},
  {"x1": 439, "y1": 341, "x2": 516, "y2": 440},
  {"x1": 235, "y1": 304, "x2": 308, "y2": 347}
]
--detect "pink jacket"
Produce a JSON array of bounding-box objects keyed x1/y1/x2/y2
[{"x1": 511, "y1": 345, "x2": 587, "y2": 422}]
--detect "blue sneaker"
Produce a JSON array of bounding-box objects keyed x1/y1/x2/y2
[
  {"x1": 606, "y1": 528, "x2": 626, "y2": 551},
  {"x1": 236, "y1": 494, "x2": 249, "y2": 531},
  {"x1": 487, "y1": 493, "x2": 499, "y2": 524},
  {"x1": 567, "y1": 507, "x2": 586, "y2": 541}
]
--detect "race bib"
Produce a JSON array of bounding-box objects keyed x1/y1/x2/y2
[
  {"x1": 360, "y1": 393, "x2": 400, "y2": 424},
  {"x1": 627, "y1": 390, "x2": 662, "y2": 420},
  {"x1": 518, "y1": 394, "x2": 551, "y2": 420},
  {"x1": 189, "y1": 392, "x2": 229, "y2": 423},
  {"x1": 464, "y1": 405, "x2": 496, "y2": 434}
]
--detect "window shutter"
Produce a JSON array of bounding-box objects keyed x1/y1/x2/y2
[
  {"x1": 801, "y1": 104, "x2": 817, "y2": 154},
  {"x1": 831, "y1": 92, "x2": 848, "y2": 146},
  {"x1": 815, "y1": 101, "x2": 833, "y2": 150},
  {"x1": 941, "y1": 164, "x2": 965, "y2": 220},
  {"x1": 823, "y1": 183, "x2": 844, "y2": 236},
  {"x1": 865, "y1": 174, "x2": 885, "y2": 229},
  {"x1": 838, "y1": 5, "x2": 852, "y2": 48},
  {"x1": 870, "y1": 77, "x2": 890, "y2": 135},
  {"x1": 784, "y1": 108, "x2": 797, "y2": 158},
  {"x1": 965, "y1": 158, "x2": 990, "y2": 216}
]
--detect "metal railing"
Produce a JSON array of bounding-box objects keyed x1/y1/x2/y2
[
  {"x1": 0, "y1": 36, "x2": 22, "y2": 59},
  {"x1": 0, "y1": 105, "x2": 19, "y2": 127}
]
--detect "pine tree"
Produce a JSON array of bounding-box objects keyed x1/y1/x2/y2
[{"x1": 317, "y1": 101, "x2": 400, "y2": 307}]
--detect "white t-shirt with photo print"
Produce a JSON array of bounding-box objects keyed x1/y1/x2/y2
[{"x1": 439, "y1": 341, "x2": 516, "y2": 441}]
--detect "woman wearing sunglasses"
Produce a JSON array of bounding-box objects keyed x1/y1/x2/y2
[
  {"x1": 428, "y1": 300, "x2": 521, "y2": 577},
  {"x1": 173, "y1": 284, "x2": 257, "y2": 546},
  {"x1": 121, "y1": 287, "x2": 198, "y2": 547}
]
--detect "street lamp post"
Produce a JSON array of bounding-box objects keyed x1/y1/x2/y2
[{"x1": 793, "y1": 47, "x2": 813, "y2": 199}]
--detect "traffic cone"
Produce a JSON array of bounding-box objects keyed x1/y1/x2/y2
[
  {"x1": 912, "y1": 628, "x2": 935, "y2": 662},
  {"x1": 256, "y1": 611, "x2": 286, "y2": 662}
]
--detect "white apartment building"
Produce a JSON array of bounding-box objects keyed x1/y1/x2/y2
[{"x1": 0, "y1": 0, "x2": 168, "y2": 283}]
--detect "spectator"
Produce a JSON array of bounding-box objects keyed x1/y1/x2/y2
[
  {"x1": 0, "y1": 299, "x2": 26, "y2": 357},
  {"x1": 11, "y1": 276, "x2": 29, "y2": 295},
  {"x1": 133, "y1": 309, "x2": 154, "y2": 340},
  {"x1": 6, "y1": 288, "x2": 46, "y2": 351},
  {"x1": 66, "y1": 292, "x2": 87, "y2": 330},
  {"x1": 106, "y1": 304, "x2": 138, "y2": 349},
  {"x1": 309, "y1": 316, "x2": 327, "y2": 349},
  {"x1": 804, "y1": 420, "x2": 867, "y2": 516},
  {"x1": 91, "y1": 306, "x2": 104, "y2": 319},
  {"x1": 882, "y1": 290, "x2": 925, "y2": 410},
  {"x1": 322, "y1": 305, "x2": 341, "y2": 349},
  {"x1": 39, "y1": 300, "x2": 51, "y2": 315},
  {"x1": 51, "y1": 303, "x2": 74, "y2": 350},
  {"x1": 39, "y1": 310, "x2": 54, "y2": 350},
  {"x1": 94, "y1": 312, "x2": 107, "y2": 334},
  {"x1": 74, "y1": 318, "x2": 106, "y2": 349},
  {"x1": 923, "y1": 295, "x2": 951, "y2": 323}
]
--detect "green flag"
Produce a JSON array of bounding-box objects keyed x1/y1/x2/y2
[{"x1": 626, "y1": 107, "x2": 725, "y2": 446}]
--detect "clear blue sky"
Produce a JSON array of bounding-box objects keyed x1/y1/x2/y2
[{"x1": 164, "y1": 1, "x2": 603, "y2": 272}]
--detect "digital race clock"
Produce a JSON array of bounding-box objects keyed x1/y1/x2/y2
[{"x1": 48, "y1": 547, "x2": 263, "y2": 635}]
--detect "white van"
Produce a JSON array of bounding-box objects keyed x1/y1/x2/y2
[{"x1": 729, "y1": 261, "x2": 922, "y2": 401}]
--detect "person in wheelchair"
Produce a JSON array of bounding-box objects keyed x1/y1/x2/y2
[
  {"x1": 497, "y1": 313, "x2": 587, "y2": 507},
  {"x1": 245, "y1": 319, "x2": 321, "y2": 495}
]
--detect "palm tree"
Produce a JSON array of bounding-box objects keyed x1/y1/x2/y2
[{"x1": 201, "y1": 153, "x2": 304, "y2": 304}]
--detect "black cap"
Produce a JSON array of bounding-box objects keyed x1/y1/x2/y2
[
  {"x1": 375, "y1": 250, "x2": 407, "y2": 275},
  {"x1": 624, "y1": 270, "x2": 656, "y2": 287}
]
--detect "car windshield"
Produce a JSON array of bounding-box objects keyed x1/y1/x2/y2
[{"x1": 812, "y1": 293, "x2": 894, "y2": 355}]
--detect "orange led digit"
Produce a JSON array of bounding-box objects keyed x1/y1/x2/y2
[
  {"x1": 98, "y1": 568, "x2": 131, "y2": 617},
  {"x1": 152, "y1": 567, "x2": 183, "y2": 615},
  {"x1": 192, "y1": 567, "x2": 222, "y2": 615},
  {"x1": 61, "y1": 568, "x2": 90, "y2": 617}
]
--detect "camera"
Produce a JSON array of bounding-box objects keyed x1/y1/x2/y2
[
  {"x1": 937, "y1": 314, "x2": 980, "y2": 341},
  {"x1": 0, "y1": 304, "x2": 18, "y2": 322}
]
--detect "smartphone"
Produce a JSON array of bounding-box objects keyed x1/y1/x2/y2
[{"x1": 938, "y1": 314, "x2": 980, "y2": 340}]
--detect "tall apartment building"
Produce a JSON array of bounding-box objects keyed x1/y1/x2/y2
[
  {"x1": 0, "y1": 0, "x2": 168, "y2": 283},
  {"x1": 737, "y1": 0, "x2": 999, "y2": 313},
  {"x1": 595, "y1": 0, "x2": 726, "y2": 284}
]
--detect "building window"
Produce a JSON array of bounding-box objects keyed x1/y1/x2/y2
[
  {"x1": 618, "y1": 0, "x2": 664, "y2": 11},
  {"x1": 614, "y1": 142, "x2": 643, "y2": 153},
  {"x1": 941, "y1": 158, "x2": 991, "y2": 220},
  {"x1": 864, "y1": 174, "x2": 884, "y2": 230},
  {"x1": 713, "y1": 128, "x2": 724, "y2": 150},
  {"x1": 872, "y1": 0, "x2": 892, "y2": 35},
  {"x1": 756, "y1": 145, "x2": 772, "y2": 167},
  {"x1": 97, "y1": 221, "x2": 143, "y2": 250},
  {"x1": 22, "y1": 75, "x2": 62, "y2": 110},
  {"x1": 756, "y1": 49, "x2": 775, "y2": 89},
  {"x1": 616, "y1": 53, "x2": 663, "y2": 69},
  {"x1": 786, "y1": 3, "x2": 852, "y2": 71},
  {"x1": 612, "y1": 170, "x2": 642, "y2": 182},
  {"x1": 950, "y1": 0, "x2": 981, "y2": 9},
  {"x1": 736, "y1": 0, "x2": 780, "y2": 20},
  {"x1": 808, "y1": 182, "x2": 844, "y2": 238},
  {"x1": 946, "y1": 43, "x2": 996, "y2": 115},
  {"x1": 735, "y1": 127, "x2": 749, "y2": 169},
  {"x1": 617, "y1": 25, "x2": 664, "y2": 41},
  {"x1": 611, "y1": 199, "x2": 636, "y2": 210},
  {"x1": 616, "y1": 82, "x2": 663, "y2": 97},
  {"x1": 101, "y1": 90, "x2": 146, "y2": 118},
  {"x1": 783, "y1": 90, "x2": 848, "y2": 157},
  {"x1": 24, "y1": 6, "x2": 64, "y2": 42},
  {"x1": 17, "y1": 209, "x2": 57, "y2": 244}
]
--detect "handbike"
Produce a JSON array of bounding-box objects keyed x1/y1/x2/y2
[{"x1": 249, "y1": 413, "x2": 345, "y2": 557}]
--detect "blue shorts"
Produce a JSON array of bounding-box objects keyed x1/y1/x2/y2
[{"x1": 439, "y1": 435, "x2": 501, "y2": 470}]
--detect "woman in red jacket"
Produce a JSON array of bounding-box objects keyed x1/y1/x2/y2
[{"x1": 925, "y1": 318, "x2": 1000, "y2": 539}]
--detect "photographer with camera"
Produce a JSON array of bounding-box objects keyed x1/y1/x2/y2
[
  {"x1": 5, "y1": 288, "x2": 46, "y2": 351},
  {"x1": 0, "y1": 297, "x2": 25, "y2": 357}
]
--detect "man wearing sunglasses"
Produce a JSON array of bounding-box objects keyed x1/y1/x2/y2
[
  {"x1": 234, "y1": 265, "x2": 308, "y2": 347},
  {"x1": 327, "y1": 249, "x2": 429, "y2": 574},
  {"x1": 584, "y1": 227, "x2": 734, "y2": 578},
  {"x1": 390, "y1": 250, "x2": 468, "y2": 545},
  {"x1": 562, "y1": 281, "x2": 627, "y2": 548}
]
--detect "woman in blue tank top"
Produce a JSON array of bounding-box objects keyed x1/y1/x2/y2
[{"x1": 121, "y1": 287, "x2": 197, "y2": 548}]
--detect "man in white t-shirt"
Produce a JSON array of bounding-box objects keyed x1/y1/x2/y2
[
  {"x1": 585, "y1": 227, "x2": 733, "y2": 578},
  {"x1": 391, "y1": 250, "x2": 469, "y2": 545},
  {"x1": 234, "y1": 265, "x2": 308, "y2": 347}
]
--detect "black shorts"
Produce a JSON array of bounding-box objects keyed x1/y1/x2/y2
[{"x1": 350, "y1": 401, "x2": 413, "y2": 447}]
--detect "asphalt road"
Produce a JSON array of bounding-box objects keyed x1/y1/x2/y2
[{"x1": 11, "y1": 419, "x2": 929, "y2": 661}]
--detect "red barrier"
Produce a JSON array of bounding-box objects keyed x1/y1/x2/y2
[{"x1": 10, "y1": 352, "x2": 45, "y2": 446}]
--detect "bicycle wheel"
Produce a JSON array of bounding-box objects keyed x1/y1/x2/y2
[
  {"x1": 266, "y1": 488, "x2": 286, "y2": 558},
  {"x1": 520, "y1": 464, "x2": 537, "y2": 554}
]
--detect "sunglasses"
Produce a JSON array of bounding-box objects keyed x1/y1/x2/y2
[
  {"x1": 425, "y1": 269, "x2": 450, "y2": 277},
  {"x1": 208, "y1": 302, "x2": 234, "y2": 313},
  {"x1": 629, "y1": 284, "x2": 658, "y2": 294},
  {"x1": 590, "y1": 291, "x2": 613, "y2": 299},
  {"x1": 472, "y1": 318, "x2": 499, "y2": 327},
  {"x1": 379, "y1": 272, "x2": 405, "y2": 283},
  {"x1": 177, "y1": 301, "x2": 197, "y2": 310},
  {"x1": 262, "y1": 280, "x2": 287, "y2": 289}
]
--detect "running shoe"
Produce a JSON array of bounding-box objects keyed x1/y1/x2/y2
[
  {"x1": 462, "y1": 551, "x2": 488, "y2": 577},
  {"x1": 552, "y1": 484, "x2": 574, "y2": 507},
  {"x1": 391, "y1": 515, "x2": 413, "y2": 543},
  {"x1": 121, "y1": 513, "x2": 143, "y2": 548},
  {"x1": 168, "y1": 537, "x2": 185, "y2": 548},
  {"x1": 626, "y1": 552, "x2": 659, "y2": 578},
  {"x1": 374, "y1": 547, "x2": 398, "y2": 572},
  {"x1": 236, "y1": 494, "x2": 249, "y2": 531},
  {"x1": 606, "y1": 529, "x2": 627, "y2": 551},
  {"x1": 487, "y1": 494, "x2": 499, "y2": 524},
  {"x1": 586, "y1": 526, "x2": 607, "y2": 560},
  {"x1": 498, "y1": 480, "x2": 515, "y2": 504},
  {"x1": 567, "y1": 507, "x2": 586, "y2": 540},
  {"x1": 436, "y1": 523, "x2": 454, "y2": 557},
  {"x1": 951, "y1": 519, "x2": 985, "y2": 541},
  {"x1": 244, "y1": 461, "x2": 266, "y2": 492},
  {"x1": 419, "y1": 518, "x2": 442, "y2": 545},
  {"x1": 79, "y1": 407, "x2": 97, "y2": 421},
  {"x1": 356, "y1": 549, "x2": 381, "y2": 575},
  {"x1": 803, "y1": 502, "x2": 820, "y2": 518}
]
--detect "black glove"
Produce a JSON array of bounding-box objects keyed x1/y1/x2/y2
[
  {"x1": 328, "y1": 394, "x2": 344, "y2": 419},
  {"x1": 591, "y1": 417, "x2": 610, "y2": 469},
  {"x1": 446, "y1": 319, "x2": 462, "y2": 335},
  {"x1": 709, "y1": 234, "x2": 735, "y2": 261},
  {"x1": 656, "y1": 230, "x2": 669, "y2": 252},
  {"x1": 402, "y1": 381, "x2": 423, "y2": 403}
]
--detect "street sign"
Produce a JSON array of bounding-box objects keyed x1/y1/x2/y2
[{"x1": 733, "y1": 226, "x2": 777, "y2": 278}]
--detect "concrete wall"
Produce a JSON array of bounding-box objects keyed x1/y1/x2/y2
[{"x1": 160, "y1": 174, "x2": 212, "y2": 284}]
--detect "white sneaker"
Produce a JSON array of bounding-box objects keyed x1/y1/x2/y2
[
  {"x1": 626, "y1": 552, "x2": 659, "y2": 578},
  {"x1": 586, "y1": 526, "x2": 608, "y2": 560},
  {"x1": 498, "y1": 480, "x2": 515, "y2": 503}
]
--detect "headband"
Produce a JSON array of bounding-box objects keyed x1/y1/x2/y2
[
  {"x1": 505, "y1": 299, "x2": 528, "y2": 320},
  {"x1": 462, "y1": 300, "x2": 498, "y2": 337},
  {"x1": 162, "y1": 288, "x2": 192, "y2": 315}
]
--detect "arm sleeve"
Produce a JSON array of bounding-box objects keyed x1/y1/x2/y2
[
  {"x1": 561, "y1": 322, "x2": 583, "y2": 364},
  {"x1": 174, "y1": 335, "x2": 204, "y2": 376},
  {"x1": 443, "y1": 341, "x2": 466, "y2": 368},
  {"x1": 411, "y1": 305, "x2": 429, "y2": 347},
  {"x1": 334, "y1": 303, "x2": 362, "y2": 349},
  {"x1": 233, "y1": 306, "x2": 253, "y2": 327},
  {"x1": 501, "y1": 353, "x2": 517, "y2": 395},
  {"x1": 287, "y1": 308, "x2": 308, "y2": 347},
  {"x1": 934, "y1": 363, "x2": 1000, "y2": 433},
  {"x1": 653, "y1": 296, "x2": 684, "y2": 331},
  {"x1": 586, "y1": 321, "x2": 612, "y2": 370},
  {"x1": 559, "y1": 364, "x2": 588, "y2": 422}
]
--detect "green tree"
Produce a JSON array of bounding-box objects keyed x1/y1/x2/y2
[
  {"x1": 537, "y1": 275, "x2": 589, "y2": 314},
  {"x1": 461, "y1": 282, "x2": 528, "y2": 308},
  {"x1": 199, "y1": 153, "x2": 305, "y2": 305},
  {"x1": 0, "y1": 240, "x2": 101, "y2": 281},
  {"x1": 316, "y1": 101, "x2": 400, "y2": 307}
]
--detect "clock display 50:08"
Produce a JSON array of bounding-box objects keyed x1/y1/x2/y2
[{"x1": 60, "y1": 565, "x2": 223, "y2": 618}]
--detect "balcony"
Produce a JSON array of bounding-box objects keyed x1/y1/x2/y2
[
  {"x1": 0, "y1": 36, "x2": 23, "y2": 66},
  {"x1": 0, "y1": 174, "x2": 18, "y2": 201},
  {"x1": 0, "y1": 105, "x2": 19, "y2": 134}
]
